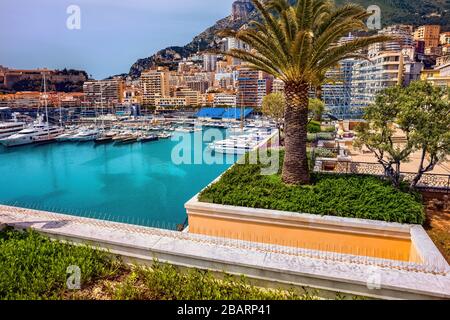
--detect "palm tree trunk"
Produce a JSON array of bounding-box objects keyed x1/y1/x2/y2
[
  {"x1": 316, "y1": 85, "x2": 323, "y2": 101},
  {"x1": 282, "y1": 82, "x2": 310, "y2": 185}
]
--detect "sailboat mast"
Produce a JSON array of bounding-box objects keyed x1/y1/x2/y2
[
  {"x1": 240, "y1": 91, "x2": 244, "y2": 130},
  {"x1": 43, "y1": 71, "x2": 50, "y2": 136},
  {"x1": 100, "y1": 83, "x2": 104, "y2": 129},
  {"x1": 59, "y1": 94, "x2": 62, "y2": 127}
]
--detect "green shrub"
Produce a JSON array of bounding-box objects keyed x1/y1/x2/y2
[
  {"x1": 322, "y1": 126, "x2": 336, "y2": 133},
  {"x1": 317, "y1": 132, "x2": 335, "y2": 140},
  {"x1": 314, "y1": 147, "x2": 337, "y2": 158},
  {"x1": 307, "y1": 132, "x2": 335, "y2": 142},
  {"x1": 0, "y1": 229, "x2": 118, "y2": 300},
  {"x1": 199, "y1": 153, "x2": 425, "y2": 225},
  {"x1": 0, "y1": 229, "x2": 328, "y2": 300},
  {"x1": 307, "y1": 121, "x2": 321, "y2": 133},
  {"x1": 119, "y1": 262, "x2": 318, "y2": 300}
]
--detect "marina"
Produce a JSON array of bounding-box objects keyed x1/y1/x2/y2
[{"x1": 0, "y1": 126, "x2": 241, "y2": 229}]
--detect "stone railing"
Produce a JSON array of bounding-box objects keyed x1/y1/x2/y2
[{"x1": 314, "y1": 160, "x2": 450, "y2": 191}]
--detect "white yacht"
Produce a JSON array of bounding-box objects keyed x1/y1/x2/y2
[
  {"x1": 32, "y1": 125, "x2": 64, "y2": 144},
  {"x1": 209, "y1": 138, "x2": 254, "y2": 155},
  {"x1": 55, "y1": 132, "x2": 75, "y2": 142},
  {"x1": 0, "y1": 72, "x2": 64, "y2": 147},
  {"x1": 0, "y1": 123, "x2": 62, "y2": 147},
  {"x1": 70, "y1": 129, "x2": 100, "y2": 142},
  {"x1": 0, "y1": 122, "x2": 26, "y2": 139}
]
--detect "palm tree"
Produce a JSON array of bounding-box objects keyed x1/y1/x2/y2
[{"x1": 218, "y1": 0, "x2": 391, "y2": 184}]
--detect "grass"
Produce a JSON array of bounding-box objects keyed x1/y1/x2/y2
[
  {"x1": 198, "y1": 151, "x2": 425, "y2": 225},
  {"x1": 0, "y1": 228, "x2": 323, "y2": 300}
]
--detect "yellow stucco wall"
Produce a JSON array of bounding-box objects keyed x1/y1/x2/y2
[{"x1": 189, "y1": 214, "x2": 420, "y2": 263}]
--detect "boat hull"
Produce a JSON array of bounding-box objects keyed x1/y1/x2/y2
[{"x1": 0, "y1": 136, "x2": 34, "y2": 147}]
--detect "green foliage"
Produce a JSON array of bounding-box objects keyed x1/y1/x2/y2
[
  {"x1": 262, "y1": 92, "x2": 285, "y2": 128},
  {"x1": 355, "y1": 81, "x2": 450, "y2": 189},
  {"x1": 218, "y1": 0, "x2": 390, "y2": 84},
  {"x1": 307, "y1": 132, "x2": 335, "y2": 142},
  {"x1": 309, "y1": 98, "x2": 325, "y2": 122},
  {"x1": 307, "y1": 121, "x2": 321, "y2": 133},
  {"x1": 114, "y1": 262, "x2": 318, "y2": 300},
  {"x1": 199, "y1": 153, "x2": 425, "y2": 224},
  {"x1": 0, "y1": 229, "x2": 322, "y2": 300},
  {"x1": 335, "y1": 0, "x2": 450, "y2": 29},
  {"x1": 0, "y1": 229, "x2": 118, "y2": 300},
  {"x1": 314, "y1": 147, "x2": 337, "y2": 158},
  {"x1": 322, "y1": 126, "x2": 336, "y2": 133}
]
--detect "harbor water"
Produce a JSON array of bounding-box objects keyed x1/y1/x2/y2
[{"x1": 0, "y1": 131, "x2": 235, "y2": 229}]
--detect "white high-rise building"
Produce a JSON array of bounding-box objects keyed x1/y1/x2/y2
[{"x1": 351, "y1": 46, "x2": 423, "y2": 110}]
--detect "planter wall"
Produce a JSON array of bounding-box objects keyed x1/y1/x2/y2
[{"x1": 186, "y1": 196, "x2": 446, "y2": 266}]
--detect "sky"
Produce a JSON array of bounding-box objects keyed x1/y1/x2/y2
[{"x1": 0, "y1": 0, "x2": 235, "y2": 79}]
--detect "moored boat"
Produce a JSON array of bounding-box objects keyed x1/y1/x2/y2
[
  {"x1": 138, "y1": 135, "x2": 158, "y2": 143},
  {"x1": 0, "y1": 121, "x2": 26, "y2": 139},
  {"x1": 95, "y1": 136, "x2": 113, "y2": 144},
  {"x1": 116, "y1": 136, "x2": 138, "y2": 145}
]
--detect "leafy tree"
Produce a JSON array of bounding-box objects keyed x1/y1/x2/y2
[
  {"x1": 309, "y1": 98, "x2": 325, "y2": 122},
  {"x1": 262, "y1": 92, "x2": 285, "y2": 130},
  {"x1": 218, "y1": 0, "x2": 390, "y2": 184},
  {"x1": 355, "y1": 81, "x2": 450, "y2": 189}
]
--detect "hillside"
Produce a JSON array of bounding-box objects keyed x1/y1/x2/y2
[
  {"x1": 128, "y1": 0, "x2": 450, "y2": 78},
  {"x1": 336, "y1": 0, "x2": 450, "y2": 27}
]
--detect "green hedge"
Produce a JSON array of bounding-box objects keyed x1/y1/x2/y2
[
  {"x1": 199, "y1": 153, "x2": 425, "y2": 224},
  {"x1": 307, "y1": 132, "x2": 335, "y2": 142},
  {"x1": 0, "y1": 229, "x2": 118, "y2": 300},
  {"x1": 314, "y1": 147, "x2": 337, "y2": 158},
  {"x1": 307, "y1": 121, "x2": 321, "y2": 133},
  {"x1": 0, "y1": 229, "x2": 322, "y2": 300}
]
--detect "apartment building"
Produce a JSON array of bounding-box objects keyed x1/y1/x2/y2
[
  {"x1": 83, "y1": 79, "x2": 124, "y2": 105},
  {"x1": 257, "y1": 75, "x2": 273, "y2": 108},
  {"x1": 213, "y1": 93, "x2": 237, "y2": 107},
  {"x1": 140, "y1": 67, "x2": 171, "y2": 107},
  {"x1": 155, "y1": 97, "x2": 187, "y2": 109},
  {"x1": 203, "y1": 54, "x2": 218, "y2": 72},
  {"x1": 414, "y1": 25, "x2": 441, "y2": 49},
  {"x1": 271, "y1": 79, "x2": 285, "y2": 93},
  {"x1": 351, "y1": 46, "x2": 423, "y2": 109},
  {"x1": 440, "y1": 32, "x2": 450, "y2": 45},
  {"x1": 421, "y1": 63, "x2": 450, "y2": 88},
  {"x1": 174, "y1": 88, "x2": 200, "y2": 107},
  {"x1": 236, "y1": 68, "x2": 259, "y2": 109}
]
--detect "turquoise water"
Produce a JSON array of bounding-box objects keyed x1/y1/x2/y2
[{"x1": 0, "y1": 131, "x2": 235, "y2": 229}]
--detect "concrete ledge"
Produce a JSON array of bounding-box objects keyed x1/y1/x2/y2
[{"x1": 0, "y1": 204, "x2": 449, "y2": 300}]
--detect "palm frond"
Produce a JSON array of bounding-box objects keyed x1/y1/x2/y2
[{"x1": 216, "y1": 0, "x2": 391, "y2": 85}]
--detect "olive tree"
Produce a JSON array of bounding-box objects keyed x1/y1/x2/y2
[
  {"x1": 355, "y1": 81, "x2": 450, "y2": 189},
  {"x1": 308, "y1": 98, "x2": 325, "y2": 122},
  {"x1": 262, "y1": 92, "x2": 285, "y2": 130}
]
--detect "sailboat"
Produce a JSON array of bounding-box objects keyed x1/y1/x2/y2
[{"x1": 32, "y1": 72, "x2": 63, "y2": 144}]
